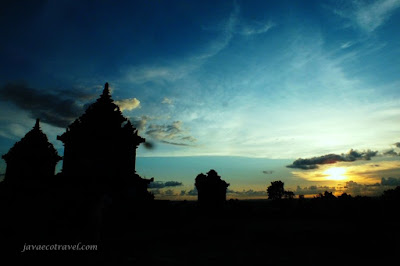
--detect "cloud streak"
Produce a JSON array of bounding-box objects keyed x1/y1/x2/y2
[
  {"x1": 262, "y1": 170, "x2": 274, "y2": 175},
  {"x1": 145, "y1": 121, "x2": 197, "y2": 146},
  {"x1": 238, "y1": 21, "x2": 275, "y2": 36},
  {"x1": 124, "y1": 2, "x2": 273, "y2": 85},
  {"x1": 148, "y1": 181, "x2": 183, "y2": 189},
  {"x1": 227, "y1": 189, "x2": 266, "y2": 198},
  {"x1": 287, "y1": 149, "x2": 378, "y2": 170},
  {"x1": 334, "y1": 0, "x2": 400, "y2": 32},
  {"x1": 130, "y1": 115, "x2": 150, "y2": 132}
]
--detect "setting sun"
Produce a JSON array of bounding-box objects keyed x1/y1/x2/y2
[{"x1": 323, "y1": 167, "x2": 347, "y2": 181}]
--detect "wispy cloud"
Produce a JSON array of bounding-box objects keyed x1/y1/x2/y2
[
  {"x1": 145, "y1": 121, "x2": 197, "y2": 146},
  {"x1": 124, "y1": 2, "x2": 273, "y2": 85},
  {"x1": 130, "y1": 115, "x2": 151, "y2": 132},
  {"x1": 334, "y1": 0, "x2": 400, "y2": 32},
  {"x1": 238, "y1": 20, "x2": 275, "y2": 36},
  {"x1": 161, "y1": 97, "x2": 173, "y2": 105},
  {"x1": 124, "y1": 6, "x2": 238, "y2": 84},
  {"x1": 124, "y1": 65, "x2": 190, "y2": 84},
  {"x1": 0, "y1": 123, "x2": 27, "y2": 140},
  {"x1": 340, "y1": 41, "x2": 354, "y2": 49},
  {"x1": 119, "y1": 2, "x2": 398, "y2": 160}
]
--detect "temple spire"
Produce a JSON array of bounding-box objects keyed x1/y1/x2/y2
[
  {"x1": 102, "y1": 82, "x2": 110, "y2": 98},
  {"x1": 34, "y1": 118, "x2": 40, "y2": 130}
]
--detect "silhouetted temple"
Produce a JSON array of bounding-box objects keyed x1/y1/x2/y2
[
  {"x1": 195, "y1": 169, "x2": 229, "y2": 205},
  {"x1": 57, "y1": 82, "x2": 152, "y2": 198},
  {"x1": 0, "y1": 82, "x2": 153, "y2": 247},
  {"x1": 1, "y1": 82, "x2": 152, "y2": 202},
  {"x1": 2, "y1": 119, "x2": 61, "y2": 185}
]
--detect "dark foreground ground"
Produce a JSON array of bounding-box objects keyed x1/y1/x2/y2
[{"x1": 1, "y1": 198, "x2": 400, "y2": 265}]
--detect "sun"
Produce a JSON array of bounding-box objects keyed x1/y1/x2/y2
[{"x1": 323, "y1": 167, "x2": 347, "y2": 181}]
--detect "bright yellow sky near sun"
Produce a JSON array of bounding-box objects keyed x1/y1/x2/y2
[{"x1": 291, "y1": 158, "x2": 400, "y2": 185}]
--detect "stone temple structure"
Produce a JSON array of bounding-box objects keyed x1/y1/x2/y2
[
  {"x1": 2, "y1": 82, "x2": 152, "y2": 200},
  {"x1": 195, "y1": 169, "x2": 229, "y2": 206},
  {"x1": 57, "y1": 82, "x2": 152, "y2": 198},
  {"x1": 0, "y1": 82, "x2": 153, "y2": 245},
  {"x1": 2, "y1": 119, "x2": 61, "y2": 186}
]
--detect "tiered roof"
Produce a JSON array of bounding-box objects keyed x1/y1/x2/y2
[{"x1": 2, "y1": 119, "x2": 61, "y2": 164}]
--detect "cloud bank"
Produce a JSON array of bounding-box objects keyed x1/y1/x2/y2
[
  {"x1": 148, "y1": 181, "x2": 183, "y2": 189},
  {"x1": 287, "y1": 149, "x2": 378, "y2": 170},
  {"x1": 0, "y1": 83, "x2": 97, "y2": 128}
]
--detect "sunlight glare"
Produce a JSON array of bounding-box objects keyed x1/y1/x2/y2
[{"x1": 323, "y1": 167, "x2": 347, "y2": 181}]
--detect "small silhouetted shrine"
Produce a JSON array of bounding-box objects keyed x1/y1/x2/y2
[
  {"x1": 195, "y1": 169, "x2": 229, "y2": 205},
  {"x1": 2, "y1": 119, "x2": 61, "y2": 185},
  {"x1": 57, "y1": 83, "x2": 151, "y2": 197}
]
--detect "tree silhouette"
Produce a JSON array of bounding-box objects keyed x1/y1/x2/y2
[
  {"x1": 315, "y1": 191, "x2": 336, "y2": 200},
  {"x1": 381, "y1": 186, "x2": 400, "y2": 201},
  {"x1": 283, "y1": 190, "x2": 295, "y2": 199},
  {"x1": 338, "y1": 192, "x2": 352, "y2": 200},
  {"x1": 267, "y1": 181, "x2": 285, "y2": 200}
]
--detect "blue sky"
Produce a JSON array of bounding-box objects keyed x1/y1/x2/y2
[{"x1": 1, "y1": 0, "x2": 400, "y2": 199}]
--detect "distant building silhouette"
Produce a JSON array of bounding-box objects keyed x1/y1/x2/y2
[
  {"x1": 57, "y1": 82, "x2": 152, "y2": 198},
  {"x1": 2, "y1": 119, "x2": 61, "y2": 186},
  {"x1": 195, "y1": 169, "x2": 229, "y2": 206}
]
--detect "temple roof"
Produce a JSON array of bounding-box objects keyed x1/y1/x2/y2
[
  {"x1": 58, "y1": 82, "x2": 139, "y2": 142},
  {"x1": 195, "y1": 169, "x2": 230, "y2": 189},
  {"x1": 2, "y1": 119, "x2": 61, "y2": 163}
]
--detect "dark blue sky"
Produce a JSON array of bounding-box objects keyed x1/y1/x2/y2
[{"x1": 1, "y1": 0, "x2": 400, "y2": 199}]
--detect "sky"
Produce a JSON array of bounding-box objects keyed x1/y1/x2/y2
[{"x1": 1, "y1": 0, "x2": 400, "y2": 199}]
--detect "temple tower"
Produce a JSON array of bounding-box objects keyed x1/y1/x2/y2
[
  {"x1": 2, "y1": 119, "x2": 61, "y2": 185},
  {"x1": 57, "y1": 83, "x2": 145, "y2": 191},
  {"x1": 195, "y1": 169, "x2": 230, "y2": 205}
]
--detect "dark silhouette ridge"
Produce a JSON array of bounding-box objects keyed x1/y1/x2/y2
[{"x1": 195, "y1": 169, "x2": 229, "y2": 207}]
